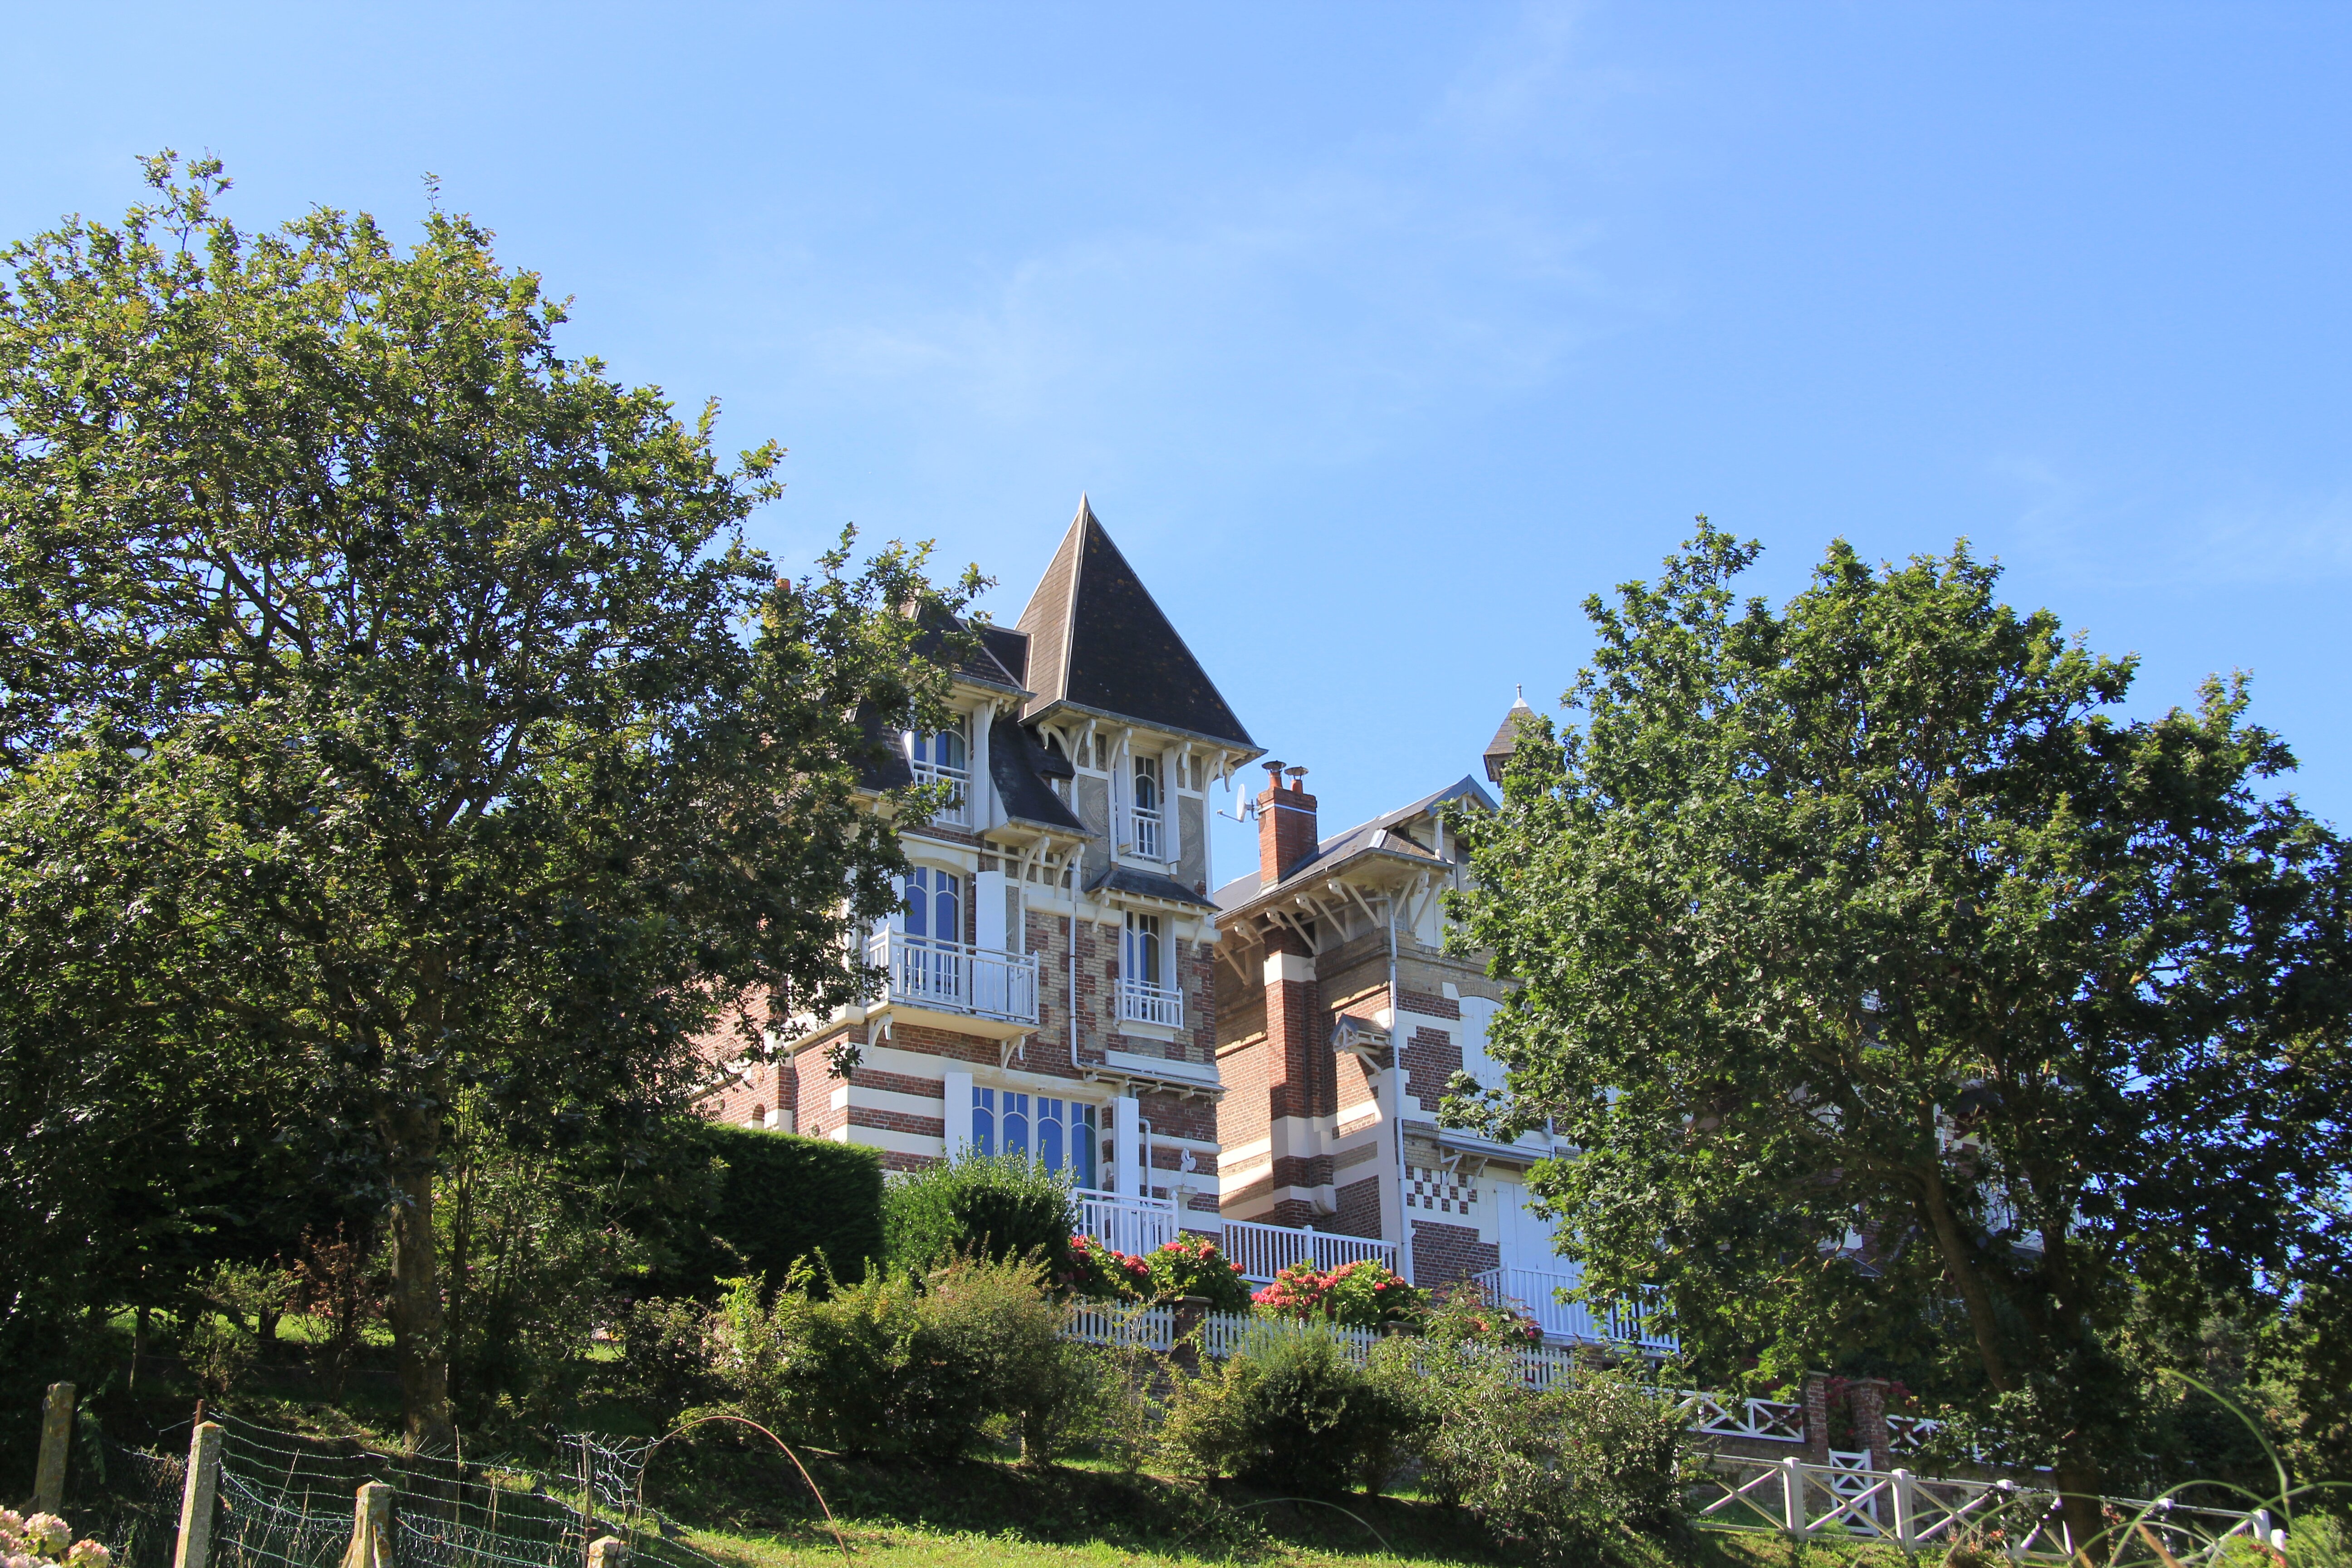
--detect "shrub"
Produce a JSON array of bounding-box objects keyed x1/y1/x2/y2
[
  {"x1": 710, "y1": 1253, "x2": 1096, "y2": 1460},
  {"x1": 1165, "y1": 1322, "x2": 1408, "y2": 1494},
  {"x1": 1373, "y1": 1344, "x2": 1688, "y2": 1563},
  {"x1": 883, "y1": 1152, "x2": 1076, "y2": 1274},
  {"x1": 1420, "y1": 1279, "x2": 1547, "y2": 1348},
  {"x1": 1145, "y1": 1236, "x2": 1253, "y2": 1313},
  {"x1": 1062, "y1": 1232, "x2": 1152, "y2": 1301},
  {"x1": 1251, "y1": 1258, "x2": 1426, "y2": 1328},
  {"x1": 657, "y1": 1119, "x2": 884, "y2": 1297},
  {"x1": 614, "y1": 1298, "x2": 719, "y2": 1422}
]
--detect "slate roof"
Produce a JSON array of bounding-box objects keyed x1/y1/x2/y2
[
  {"x1": 1482, "y1": 691, "x2": 1539, "y2": 784},
  {"x1": 1213, "y1": 775, "x2": 1496, "y2": 913},
  {"x1": 1014, "y1": 497, "x2": 1256, "y2": 750},
  {"x1": 911, "y1": 603, "x2": 1028, "y2": 696},
  {"x1": 979, "y1": 624, "x2": 1031, "y2": 688},
  {"x1": 988, "y1": 715, "x2": 1085, "y2": 833},
  {"x1": 1088, "y1": 862, "x2": 1216, "y2": 909}
]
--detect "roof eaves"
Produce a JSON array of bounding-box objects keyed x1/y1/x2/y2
[{"x1": 1021, "y1": 697, "x2": 1267, "y2": 760}]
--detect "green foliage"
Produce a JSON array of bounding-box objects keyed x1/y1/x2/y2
[
  {"x1": 655, "y1": 1118, "x2": 885, "y2": 1297},
  {"x1": 1418, "y1": 1279, "x2": 1547, "y2": 1348},
  {"x1": 883, "y1": 1153, "x2": 1076, "y2": 1275},
  {"x1": 0, "y1": 154, "x2": 976, "y2": 1443},
  {"x1": 1061, "y1": 1233, "x2": 1152, "y2": 1301},
  {"x1": 1449, "y1": 520, "x2": 2352, "y2": 1521},
  {"x1": 1373, "y1": 1343, "x2": 1687, "y2": 1564},
  {"x1": 1163, "y1": 1323, "x2": 1407, "y2": 1494},
  {"x1": 612, "y1": 1298, "x2": 719, "y2": 1426},
  {"x1": 1142, "y1": 1236, "x2": 1253, "y2": 1314},
  {"x1": 711, "y1": 1253, "x2": 1096, "y2": 1460}
]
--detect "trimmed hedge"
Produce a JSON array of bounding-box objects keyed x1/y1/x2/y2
[{"x1": 655, "y1": 1119, "x2": 885, "y2": 1296}]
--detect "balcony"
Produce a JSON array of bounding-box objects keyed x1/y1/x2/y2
[
  {"x1": 1117, "y1": 979, "x2": 1184, "y2": 1029},
  {"x1": 1075, "y1": 1186, "x2": 1179, "y2": 1256},
  {"x1": 864, "y1": 930, "x2": 1038, "y2": 1027},
  {"x1": 1221, "y1": 1219, "x2": 1398, "y2": 1284},
  {"x1": 1124, "y1": 805, "x2": 1161, "y2": 859},
  {"x1": 911, "y1": 758, "x2": 970, "y2": 827},
  {"x1": 1474, "y1": 1266, "x2": 1678, "y2": 1353}
]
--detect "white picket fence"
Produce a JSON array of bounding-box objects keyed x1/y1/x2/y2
[
  {"x1": 1063, "y1": 1300, "x2": 1177, "y2": 1348},
  {"x1": 1693, "y1": 1453, "x2": 2272, "y2": 1563}
]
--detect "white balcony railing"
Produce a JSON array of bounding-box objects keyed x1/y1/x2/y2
[
  {"x1": 911, "y1": 759, "x2": 970, "y2": 826},
  {"x1": 1125, "y1": 805, "x2": 1161, "y2": 859},
  {"x1": 864, "y1": 930, "x2": 1038, "y2": 1025},
  {"x1": 1221, "y1": 1218, "x2": 1398, "y2": 1284},
  {"x1": 1475, "y1": 1266, "x2": 1678, "y2": 1353},
  {"x1": 1118, "y1": 979, "x2": 1184, "y2": 1029},
  {"x1": 1075, "y1": 1186, "x2": 1179, "y2": 1256}
]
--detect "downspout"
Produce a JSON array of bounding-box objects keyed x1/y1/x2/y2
[{"x1": 1388, "y1": 882, "x2": 1415, "y2": 1284}]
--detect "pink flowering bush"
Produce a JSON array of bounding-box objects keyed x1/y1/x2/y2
[
  {"x1": 1250, "y1": 1259, "x2": 1426, "y2": 1328},
  {"x1": 1144, "y1": 1236, "x2": 1252, "y2": 1313},
  {"x1": 0, "y1": 1510, "x2": 110, "y2": 1568},
  {"x1": 1059, "y1": 1232, "x2": 1152, "y2": 1301}
]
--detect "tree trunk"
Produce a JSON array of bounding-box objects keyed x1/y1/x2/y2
[
  {"x1": 386, "y1": 1163, "x2": 455, "y2": 1449},
  {"x1": 2054, "y1": 1455, "x2": 2110, "y2": 1565},
  {"x1": 1917, "y1": 1176, "x2": 2016, "y2": 1393}
]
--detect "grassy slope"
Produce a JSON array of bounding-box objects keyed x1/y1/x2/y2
[{"x1": 654, "y1": 1447, "x2": 1920, "y2": 1568}]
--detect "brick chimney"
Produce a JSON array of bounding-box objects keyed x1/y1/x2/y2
[{"x1": 1257, "y1": 760, "x2": 1319, "y2": 887}]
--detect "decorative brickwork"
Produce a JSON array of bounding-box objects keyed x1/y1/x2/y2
[
  {"x1": 1802, "y1": 1371, "x2": 1832, "y2": 1462},
  {"x1": 1397, "y1": 988, "x2": 1460, "y2": 1020},
  {"x1": 1411, "y1": 1219, "x2": 1499, "y2": 1284},
  {"x1": 848, "y1": 1105, "x2": 946, "y2": 1139},
  {"x1": 1404, "y1": 1161, "x2": 1478, "y2": 1218},
  {"x1": 1401, "y1": 1024, "x2": 1465, "y2": 1110}
]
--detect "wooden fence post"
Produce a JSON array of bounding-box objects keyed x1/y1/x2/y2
[
  {"x1": 587, "y1": 1536, "x2": 630, "y2": 1568},
  {"x1": 1781, "y1": 1455, "x2": 1809, "y2": 1539},
  {"x1": 340, "y1": 1481, "x2": 395, "y2": 1568},
  {"x1": 33, "y1": 1382, "x2": 74, "y2": 1514},
  {"x1": 172, "y1": 1422, "x2": 224, "y2": 1568},
  {"x1": 1890, "y1": 1468, "x2": 1917, "y2": 1553}
]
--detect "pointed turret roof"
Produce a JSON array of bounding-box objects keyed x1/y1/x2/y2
[
  {"x1": 1483, "y1": 687, "x2": 1539, "y2": 783},
  {"x1": 1014, "y1": 496, "x2": 1256, "y2": 750}
]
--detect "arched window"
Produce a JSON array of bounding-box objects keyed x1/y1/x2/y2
[
  {"x1": 1003, "y1": 1091, "x2": 1030, "y2": 1156},
  {"x1": 972, "y1": 1086, "x2": 996, "y2": 1157},
  {"x1": 902, "y1": 867, "x2": 962, "y2": 943},
  {"x1": 750, "y1": 1102, "x2": 766, "y2": 1128}
]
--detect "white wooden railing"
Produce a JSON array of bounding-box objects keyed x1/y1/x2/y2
[
  {"x1": 1693, "y1": 1454, "x2": 2269, "y2": 1563},
  {"x1": 865, "y1": 930, "x2": 1038, "y2": 1024},
  {"x1": 1074, "y1": 1186, "x2": 1178, "y2": 1256},
  {"x1": 1675, "y1": 1390, "x2": 1807, "y2": 1443},
  {"x1": 1126, "y1": 806, "x2": 1162, "y2": 859},
  {"x1": 1117, "y1": 979, "x2": 1183, "y2": 1029},
  {"x1": 911, "y1": 758, "x2": 970, "y2": 825},
  {"x1": 1220, "y1": 1218, "x2": 1398, "y2": 1284},
  {"x1": 1474, "y1": 1266, "x2": 1679, "y2": 1353}
]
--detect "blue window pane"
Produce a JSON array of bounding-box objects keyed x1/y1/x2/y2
[
  {"x1": 904, "y1": 867, "x2": 928, "y2": 938},
  {"x1": 1073, "y1": 1105, "x2": 1097, "y2": 1188},
  {"x1": 1038, "y1": 1098, "x2": 1065, "y2": 1173},
  {"x1": 936, "y1": 874, "x2": 960, "y2": 944},
  {"x1": 972, "y1": 1085, "x2": 994, "y2": 1157},
  {"x1": 1004, "y1": 1092, "x2": 1029, "y2": 1156}
]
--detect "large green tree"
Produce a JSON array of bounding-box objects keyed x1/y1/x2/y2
[
  {"x1": 1450, "y1": 522, "x2": 2351, "y2": 1539},
  {"x1": 0, "y1": 157, "x2": 965, "y2": 1444}
]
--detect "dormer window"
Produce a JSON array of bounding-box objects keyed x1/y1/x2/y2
[
  {"x1": 907, "y1": 719, "x2": 970, "y2": 826},
  {"x1": 1127, "y1": 755, "x2": 1163, "y2": 859}
]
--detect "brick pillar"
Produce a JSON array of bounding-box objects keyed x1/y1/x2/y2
[
  {"x1": 1802, "y1": 1370, "x2": 1832, "y2": 1462},
  {"x1": 1261, "y1": 922, "x2": 1322, "y2": 1225},
  {"x1": 1850, "y1": 1377, "x2": 1892, "y2": 1472}
]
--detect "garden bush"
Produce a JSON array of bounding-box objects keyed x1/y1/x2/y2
[
  {"x1": 656, "y1": 1119, "x2": 884, "y2": 1297},
  {"x1": 614, "y1": 1297, "x2": 720, "y2": 1423},
  {"x1": 1145, "y1": 1235, "x2": 1253, "y2": 1313},
  {"x1": 1062, "y1": 1232, "x2": 1152, "y2": 1300},
  {"x1": 1419, "y1": 1278, "x2": 1546, "y2": 1347},
  {"x1": 1164, "y1": 1322, "x2": 1408, "y2": 1494},
  {"x1": 710, "y1": 1252, "x2": 1097, "y2": 1460},
  {"x1": 883, "y1": 1152, "x2": 1074, "y2": 1274},
  {"x1": 1250, "y1": 1258, "x2": 1426, "y2": 1328},
  {"x1": 1371, "y1": 1343, "x2": 1689, "y2": 1563}
]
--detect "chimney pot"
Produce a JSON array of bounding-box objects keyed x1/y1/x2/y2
[{"x1": 1258, "y1": 757, "x2": 1320, "y2": 885}]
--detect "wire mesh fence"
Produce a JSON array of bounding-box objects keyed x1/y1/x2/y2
[{"x1": 118, "y1": 1412, "x2": 740, "y2": 1568}]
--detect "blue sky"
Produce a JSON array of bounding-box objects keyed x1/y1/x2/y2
[{"x1": 9, "y1": 3, "x2": 2349, "y2": 880}]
